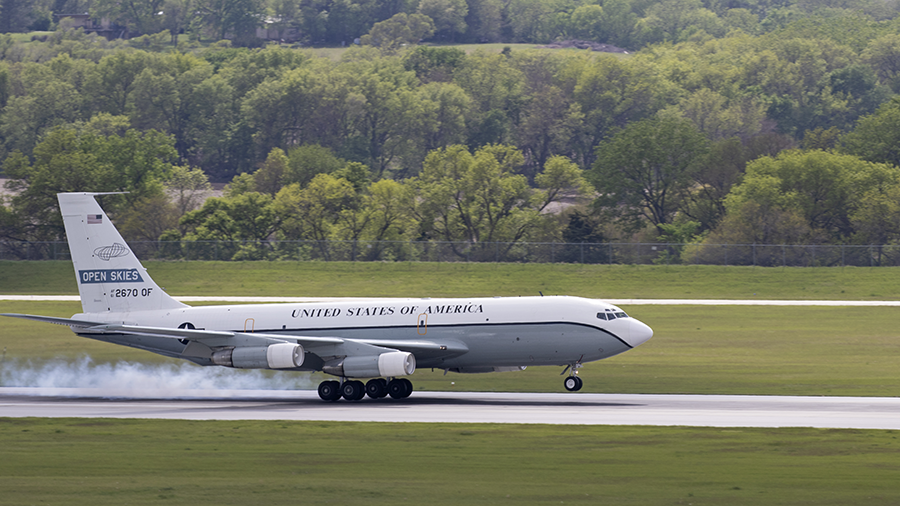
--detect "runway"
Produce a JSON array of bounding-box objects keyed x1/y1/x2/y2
[{"x1": 2, "y1": 387, "x2": 898, "y2": 429}]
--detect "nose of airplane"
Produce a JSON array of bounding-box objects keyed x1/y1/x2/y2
[{"x1": 626, "y1": 318, "x2": 653, "y2": 348}]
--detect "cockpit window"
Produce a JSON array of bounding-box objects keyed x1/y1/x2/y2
[{"x1": 597, "y1": 310, "x2": 629, "y2": 320}]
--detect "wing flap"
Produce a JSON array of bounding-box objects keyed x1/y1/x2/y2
[
  {"x1": 89, "y1": 324, "x2": 346, "y2": 348},
  {"x1": 350, "y1": 338, "x2": 469, "y2": 355}
]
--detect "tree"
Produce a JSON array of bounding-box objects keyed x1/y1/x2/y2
[
  {"x1": 410, "y1": 144, "x2": 578, "y2": 259},
  {"x1": 91, "y1": 0, "x2": 167, "y2": 36},
  {"x1": 534, "y1": 155, "x2": 590, "y2": 212},
  {"x1": 842, "y1": 98, "x2": 900, "y2": 168},
  {"x1": 0, "y1": 0, "x2": 33, "y2": 33},
  {"x1": 453, "y1": 50, "x2": 524, "y2": 148},
  {"x1": 360, "y1": 13, "x2": 436, "y2": 53},
  {"x1": 179, "y1": 191, "x2": 281, "y2": 259},
  {"x1": 708, "y1": 150, "x2": 900, "y2": 245},
  {"x1": 569, "y1": 55, "x2": 670, "y2": 169},
  {"x1": 129, "y1": 52, "x2": 217, "y2": 161},
  {"x1": 516, "y1": 85, "x2": 583, "y2": 179},
  {"x1": 591, "y1": 116, "x2": 710, "y2": 232},
  {"x1": 416, "y1": 82, "x2": 471, "y2": 157},
  {"x1": 274, "y1": 175, "x2": 355, "y2": 258},
  {"x1": 862, "y1": 34, "x2": 900, "y2": 93},
  {"x1": 341, "y1": 56, "x2": 424, "y2": 177},
  {"x1": 640, "y1": 0, "x2": 726, "y2": 44},
  {"x1": 677, "y1": 89, "x2": 766, "y2": 142},
  {"x1": 284, "y1": 144, "x2": 346, "y2": 187},
  {"x1": 253, "y1": 148, "x2": 290, "y2": 196},
  {"x1": 464, "y1": 0, "x2": 502, "y2": 43},
  {"x1": 1, "y1": 61, "x2": 83, "y2": 157},
  {"x1": 239, "y1": 65, "x2": 322, "y2": 158},
  {"x1": 417, "y1": 0, "x2": 468, "y2": 41},
  {"x1": 601, "y1": 0, "x2": 640, "y2": 48},
  {"x1": 165, "y1": 165, "x2": 213, "y2": 217},
  {"x1": 403, "y1": 45, "x2": 466, "y2": 83},
  {"x1": 2, "y1": 125, "x2": 177, "y2": 243},
  {"x1": 196, "y1": 0, "x2": 265, "y2": 44}
]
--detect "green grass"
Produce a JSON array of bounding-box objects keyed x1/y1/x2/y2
[
  {"x1": 2, "y1": 418, "x2": 899, "y2": 506},
  {"x1": 3, "y1": 261, "x2": 900, "y2": 299},
  {"x1": 297, "y1": 42, "x2": 628, "y2": 61}
]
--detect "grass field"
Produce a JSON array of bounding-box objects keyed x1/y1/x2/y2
[
  {"x1": 4, "y1": 260, "x2": 900, "y2": 299},
  {"x1": 2, "y1": 262, "x2": 899, "y2": 505},
  {"x1": 2, "y1": 418, "x2": 899, "y2": 506}
]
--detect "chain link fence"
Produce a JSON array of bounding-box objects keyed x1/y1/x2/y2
[{"x1": 5, "y1": 239, "x2": 900, "y2": 266}]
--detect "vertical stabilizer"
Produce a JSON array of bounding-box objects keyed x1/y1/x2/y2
[{"x1": 58, "y1": 193, "x2": 187, "y2": 314}]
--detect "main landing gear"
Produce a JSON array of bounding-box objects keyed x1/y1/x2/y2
[{"x1": 318, "y1": 378, "x2": 413, "y2": 401}]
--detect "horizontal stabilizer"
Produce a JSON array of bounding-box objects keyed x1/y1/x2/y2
[{"x1": 1, "y1": 313, "x2": 106, "y2": 328}]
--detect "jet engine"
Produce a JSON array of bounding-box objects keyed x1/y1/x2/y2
[
  {"x1": 322, "y1": 351, "x2": 416, "y2": 378},
  {"x1": 211, "y1": 343, "x2": 304, "y2": 369}
]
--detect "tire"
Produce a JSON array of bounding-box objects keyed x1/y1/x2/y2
[
  {"x1": 366, "y1": 378, "x2": 387, "y2": 399},
  {"x1": 318, "y1": 380, "x2": 341, "y2": 401},
  {"x1": 400, "y1": 378, "x2": 413, "y2": 398},
  {"x1": 342, "y1": 380, "x2": 365, "y2": 401},
  {"x1": 564, "y1": 376, "x2": 583, "y2": 392},
  {"x1": 388, "y1": 378, "x2": 411, "y2": 399}
]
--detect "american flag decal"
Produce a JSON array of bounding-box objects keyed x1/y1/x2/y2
[{"x1": 87, "y1": 214, "x2": 102, "y2": 224}]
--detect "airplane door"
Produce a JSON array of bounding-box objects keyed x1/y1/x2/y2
[
  {"x1": 244, "y1": 318, "x2": 255, "y2": 332},
  {"x1": 417, "y1": 313, "x2": 427, "y2": 335}
]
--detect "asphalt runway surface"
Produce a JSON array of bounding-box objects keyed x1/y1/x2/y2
[{"x1": 2, "y1": 387, "x2": 898, "y2": 429}]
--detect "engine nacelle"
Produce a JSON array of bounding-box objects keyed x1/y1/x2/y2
[
  {"x1": 323, "y1": 351, "x2": 416, "y2": 378},
  {"x1": 211, "y1": 343, "x2": 304, "y2": 369}
]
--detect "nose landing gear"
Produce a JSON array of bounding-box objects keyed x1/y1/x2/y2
[{"x1": 561, "y1": 361, "x2": 584, "y2": 392}]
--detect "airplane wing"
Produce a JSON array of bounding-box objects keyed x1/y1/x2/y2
[{"x1": 2, "y1": 313, "x2": 468, "y2": 361}]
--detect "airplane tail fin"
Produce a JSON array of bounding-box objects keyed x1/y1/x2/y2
[{"x1": 58, "y1": 193, "x2": 188, "y2": 314}]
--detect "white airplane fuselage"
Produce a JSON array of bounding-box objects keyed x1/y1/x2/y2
[{"x1": 75, "y1": 295, "x2": 651, "y2": 372}]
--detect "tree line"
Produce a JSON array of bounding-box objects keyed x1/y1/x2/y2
[
  {"x1": 4, "y1": 0, "x2": 900, "y2": 48},
  {"x1": 5, "y1": 1, "x2": 900, "y2": 262}
]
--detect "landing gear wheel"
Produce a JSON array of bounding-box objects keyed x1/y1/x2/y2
[
  {"x1": 388, "y1": 378, "x2": 413, "y2": 399},
  {"x1": 318, "y1": 380, "x2": 342, "y2": 401},
  {"x1": 564, "y1": 376, "x2": 583, "y2": 392},
  {"x1": 366, "y1": 378, "x2": 388, "y2": 399},
  {"x1": 401, "y1": 378, "x2": 413, "y2": 397},
  {"x1": 341, "y1": 380, "x2": 365, "y2": 400}
]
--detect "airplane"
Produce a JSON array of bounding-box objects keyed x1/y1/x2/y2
[{"x1": 2, "y1": 192, "x2": 653, "y2": 401}]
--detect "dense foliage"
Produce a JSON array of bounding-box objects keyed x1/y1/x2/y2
[{"x1": 5, "y1": 0, "x2": 900, "y2": 263}]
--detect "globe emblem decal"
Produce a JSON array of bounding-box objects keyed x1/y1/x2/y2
[{"x1": 94, "y1": 242, "x2": 130, "y2": 261}]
